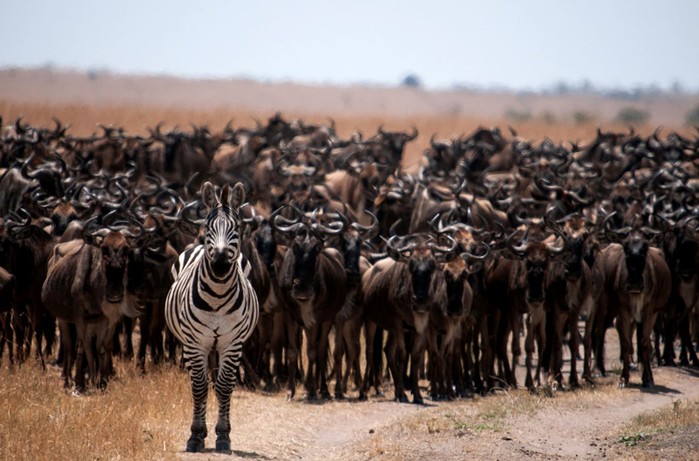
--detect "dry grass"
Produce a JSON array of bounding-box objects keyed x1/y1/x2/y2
[
  {"x1": 613, "y1": 399, "x2": 699, "y2": 461},
  {"x1": 0, "y1": 362, "x2": 193, "y2": 461}
]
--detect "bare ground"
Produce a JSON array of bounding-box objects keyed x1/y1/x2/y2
[{"x1": 173, "y1": 328, "x2": 699, "y2": 461}]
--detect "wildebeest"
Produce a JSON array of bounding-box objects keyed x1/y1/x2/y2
[
  {"x1": 41, "y1": 219, "x2": 143, "y2": 390},
  {"x1": 586, "y1": 215, "x2": 671, "y2": 388}
]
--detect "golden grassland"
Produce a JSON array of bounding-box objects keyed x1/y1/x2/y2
[
  {"x1": 0, "y1": 361, "x2": 192, "y2": 460},
  {"x1": 614, "y1": 399, "x2": 699, "y2": 461}
]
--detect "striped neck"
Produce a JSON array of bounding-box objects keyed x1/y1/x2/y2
[{"x1": 198, "y1": 253, "x2": 241, "y2": 293}]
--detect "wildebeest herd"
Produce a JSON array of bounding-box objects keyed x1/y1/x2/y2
[{"x1": 0, "y1": 113, "x2": 698, "y2": 405}]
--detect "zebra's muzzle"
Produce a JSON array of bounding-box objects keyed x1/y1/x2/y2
[{"x1": 211, "y1": 251, "x2": 233, "y2": 278}]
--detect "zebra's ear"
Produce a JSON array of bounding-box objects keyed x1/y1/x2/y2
[
  {"x1": 201, "y1": 181, "x2": 218, "y2": 208},
  {"x1": 224, "y1": 182, "x2": 246, "y2": 210}
]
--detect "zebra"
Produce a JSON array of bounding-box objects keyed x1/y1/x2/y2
[{"x1": 165, "y1": 181, "x2": 260, "y2": 453}]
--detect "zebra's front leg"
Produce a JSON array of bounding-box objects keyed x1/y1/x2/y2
[
  {"x1": 214, "y1": 348, "x2": 241, "y2": 452},
  {"x1": 185, "y1": 350, "x2": 209, "y2": 453}
]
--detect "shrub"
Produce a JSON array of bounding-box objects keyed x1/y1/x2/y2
[
  {"x1": 686, "y1": 104, "x2": 699, "y2": 126},
  {"x1": 572, "y1": 110, "x2": 594, "y2": 125},
  {"x1": 616, "y1": 107, "x2": 649, "y2": 124},
  {"x1": 504, "y1": 108, "x2": 532, "y2": 122}
]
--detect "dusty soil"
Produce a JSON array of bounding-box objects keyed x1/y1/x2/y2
[{"x1": 172, "y1": 328, "x2": 699, "y2": 461}]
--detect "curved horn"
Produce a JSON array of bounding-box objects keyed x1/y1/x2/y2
[
  {"x1": 462, "y1": 241, "x2": 492, "y2": 261},
  {"x1": 351, "y1": 211, "x2": 379, "y2": 239}
]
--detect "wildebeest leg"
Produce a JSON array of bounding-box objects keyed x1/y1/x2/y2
[
  {"x1": 150, "y1": 299, "x2": 166, "y2": 367},
  {"x1": 42, "y1": 311, "x2": 56, "y2": 363},
  {"x1": 617, "y1": 311, "x2": 632, "y2": 388},
  {"x1": 550, "y1": 311, "x2": 567, "y2": 389},
  {"x1": 12, "y1": 306, "x2": 28, "y2": 363},
  {"x1": 679, "y1": 313, "x2": 699, "y2": 367},
  {"x1": 256, "y1": 314, "x2": 273, "y2": 390},
  {"x1": 386, "y1": 329, "x2": 408, "y2": 403},
  {"x1": 270, "y1": 311, "x2": 287, "y2": 389},
  {"x1": 317, "y1": 321, "x2": 333, "y2": 400},
  {"x1": 640, "y1": 314, "x2": 658, "y2": 388},
  {"x1": 137, "y1": 305, "x2": 153, "y2": 374},
  {"x1": 214, "y1": 347, "x2": 241, "y2": 453},
  {"x1": 0, "y1": 311, "x2": 14, "y2": 366},
  {"x1": 359, "y1": 321, "x2": 377, "y2": 401},
  {"x1": 568, "y1": 313, "x2": 580, "y2": 388},
  {"x1": 511, "y1": 311, "x2": 522, "y2": 370},
  {"x1": 285, "y1": 317, "x2": 300, "y2": 401},
  {"x1": 303, "y1": 324, "x2": 320, "y2": 400},
  {"x1": 409, "y1": 331, "x2": 426, "y2": 404},
  {"x1": 58, "y1": 320, "x2": 75, "y2": 389},
  {"x1": 582, "y1": 304, "x2": 596, "y2": 383},
  {"x1": 660, "y1": 304, "x2": 677, "y2": 366},
  {"x1": 525, "y1": 312, "x2": 536, "y2": 390},
  {"x1": 333, "y1": 319, "x2": 346, "y2": 399},
  {"x1": 534, "y1": 310, "x2": 546, "y2": 388},
  {"x1": 74, "y1": 319, "x2": 88, "y2": 393},
  {"x1": 493, "y1": 309, "x2": 511, "y2": 387},
  {"x1": 184, "y1": 347, "x2": 209, "y2": 452},
  {"x1": 476, "y1": 315, "x2": 489, "y2": 392},
  {"x1": 342, "y1": 315, "x2": 362, "y2": 394}
]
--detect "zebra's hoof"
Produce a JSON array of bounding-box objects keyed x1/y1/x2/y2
[
  {"x1": 215, "y1": 437, "x2": 231, "y2": 453},
  {"x1": 186, "y1": 436, "x2": 205, "y2": 453}
]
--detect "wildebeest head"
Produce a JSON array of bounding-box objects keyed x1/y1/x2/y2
[
  {"x1": 253, "y1": 218, "x2": 277, "y2": 275},
  {"x1": 388, "y1": 234, "x2": 454, "y2": 312},
  {"x1": 272, "y1": 206, "x2": 345, "y2": 304},
  {"x1": 83, "y1": 226, "x2": 132, "y2": 304},
  {"x1": 603, "y1": 212, "x2": 661, "y2": 294},
  {"x1": 200, "y1": 181, "x2": 246, "y2": 279},
  {"x1": 509, "y1": 230, "x2": 567, "y2": 305},
  {"x1": 623, "y1": 232, "x2": 649, "y2": 294},
  {"x1": 559, "y1": 214, "x2": 591, "y2": 281},
  {"x1": 375, "y1": 126, "x2": 418, "y2": 164},
  {"x1": 672, "y1": 215, "x2": 699, "y2": 281},
  {"x1": 289, "y1": 229, "x2": 322, "y2": 301},
  {"x1": 332, "y1": 211, "x2": 378, "y2": 287}
]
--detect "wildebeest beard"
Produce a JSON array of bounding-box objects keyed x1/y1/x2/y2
[
  {"x1": 624, "y1": 238, "x2": 648, "y2": 293},
  {"x1": 409, "y1": 256, "x2": 435, "y2": 311}
]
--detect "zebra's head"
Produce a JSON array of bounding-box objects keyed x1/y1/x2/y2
[{"x1": 201, "y1": 181, "x2": 246, "y2": 279}]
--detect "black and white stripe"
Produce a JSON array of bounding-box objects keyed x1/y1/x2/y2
[{"x1": 165, "y1": 182, "x2": 259, "y2": 453}]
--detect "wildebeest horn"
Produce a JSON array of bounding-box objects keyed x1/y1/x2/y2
[
  {"x1": 180, "y1": 200, "x2": 206, "y2": 227},
  {"x1": 351, "y1": 211, "x2": 379, "y2": 239},
  {"x1": 385, "y1": 235, "x2": 416, "y2": 261},
  {"x1": 461, "y1": 241, "x2": 491, "y2": 261},
  {"x1": 407, "y1": 125, "x2": 418, "y2": 141},
  {"x1": 270, "y1": 206, "x2": 305, "y2": 234},
  {"x1": 507, "y1": 230, "x2": 529, "y2": 256},
  {"x1": 428, "y1": 233, "x2": 458, "y2": 257},
  {"x1": 312, "y1": 210, "x2": 348, "y2": 236}
]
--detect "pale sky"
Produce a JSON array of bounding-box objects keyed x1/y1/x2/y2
[{"x1": 1, "y1": 0, "x2": 697, "y2": 91}]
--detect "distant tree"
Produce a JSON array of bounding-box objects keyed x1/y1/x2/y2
[
  {"x1": 572, "y1": 110, "x2": 595, "y2": 125},
  {"x1": 504, "y1": 108, "x2": 532, "y2": 122},
  {"x1": 541, "y1": 111, "x2": 557, "y2": 125},
  {"x1": 686, "y1": 104, "x2": 699, "y2": 126},
  {"x1": 401, "y1": 74, "x2": 422, "y2": 88},
  {"x1": 616, "y1": 107, "x2": 649, "y2": 124}
]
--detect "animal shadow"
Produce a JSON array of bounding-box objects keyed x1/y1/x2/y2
[{"x1": 184, "y1": 448, "x2": 270, "y2": 459}]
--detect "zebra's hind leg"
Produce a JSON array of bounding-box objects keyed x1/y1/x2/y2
[
  {"x1": 185, "y1": 351, "x2": 209, "y2": 453},
  {"x1": 214, "y1": 348, "x2": 240, "y2": 453}
]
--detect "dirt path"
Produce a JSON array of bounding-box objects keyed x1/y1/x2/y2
[
  {"x1": 174, "y1": 325, "x2": 699, "y2": 461},
  {"x1": 172, "y1": 366, "x2": 699, "y2": 461},
  {"x1": 484, "y1": 367, "x2": 699, "y2": 460}
]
